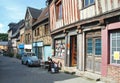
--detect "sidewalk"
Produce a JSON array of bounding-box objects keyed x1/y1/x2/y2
[
  {"x1": 58, "y1": 70, "x2": 106, "y2": 83},
  {"x1": 54, "y1": 76, "x2": 96, "y2": 83}
]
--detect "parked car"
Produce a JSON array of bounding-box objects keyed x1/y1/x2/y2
[{"x1": 21, "y1": 52, "x2": 40, "y2": 66}]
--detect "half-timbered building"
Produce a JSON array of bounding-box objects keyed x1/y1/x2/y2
[
  {"x1": 48, "y1": 0, "x2": 120, "y2": 82},
  {"x1": 49, "y1": 0, "x2": 80, "y2": 71}
]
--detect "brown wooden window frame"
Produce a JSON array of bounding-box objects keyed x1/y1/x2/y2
[
  {"x1": 37, "y1": 28, "x2": 39, "y2": 36},
  {"x1": 45, "y1": 24, "x2": 49, "y2": 35},
  {"x1": 55, "y1": 0, "x2": 62, "y2": 20},
  {"x1": 35, "y1": 30, "x2": 36, "y2": 36},
  {"x1": 83, "y1": 0, "x2": 95, "y2": 8}
]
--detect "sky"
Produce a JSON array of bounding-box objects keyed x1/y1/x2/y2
[{"x1": 0, "y1": 0, "x2": 46, "y2": 33}]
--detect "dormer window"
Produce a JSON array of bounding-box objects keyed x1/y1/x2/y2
[
  {"x1": 83, "y1": 0, "x2": 94, "y2": 7},
  {"x1": 56, "y1": 0, "x2": 62, "y2": 20}
]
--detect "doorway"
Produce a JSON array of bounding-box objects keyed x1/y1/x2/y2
[
  {"x1": 85, "y1": 31, "x2": 101, "y2": 73},
  {"x1": 70, "y1": 35, "x2": 77, "y2": 66}
]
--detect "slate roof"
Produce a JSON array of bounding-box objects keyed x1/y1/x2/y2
[
  {"x1": 37, "y1": 7, "x2": 49, "y2": 23},
  {"x1": 46, "y1": 0, "x2": 53, "y2": 5},
  {"x1": 20, "y1": 20, "x2": 25, "y2": 29},
  {"x1": 8, "y1": 23, "x2": 17, "y2": 32},
  {"x1": 32, "y1": 7, "x2": 49, "y2": 29},
  {"x1": 0, "y1": 41, "x2": 8, "y2": 46},
  {"x1": 12, "y1": 20, "x2": 24, "y2": 38},
  {"x1": 12, "y1": 20, "x2": 24, "y2": 35},
  {"x1": 28, "y1": 7, "x2": 43, "y2": 19},
  {"x1": 8, "y1": 20, "x2": 24, "y2": 39}
]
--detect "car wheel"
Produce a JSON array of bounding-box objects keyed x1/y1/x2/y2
[
  {"x1": 26, "y1": 61, "x2": 30, "y2": 67},
  {"x1": 26, "y1": 61, "x2": 28, "y2": 65},
  {"x1": 21, "y1": 61, "x2": 24, "y2": 64}
]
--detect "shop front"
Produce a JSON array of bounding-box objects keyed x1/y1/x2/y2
[
  {"x1": 102, "y1": 22, "x2": 120, "y2": 82},
  {"x1": 52, "y1": 34, "x2": 66, "y2": 69},
  {"x1": 44, "y1": 46, "x2": 52, "y2": 61},
  {"x1": 18, "y1": 44, "x2": 24, "y2": 55},
  {"x1": 32, "y1": 42, "x2": 43, "y2": 59},
  {"x1": 24, "y1": 44, "x2": 32, "y2": 52}
]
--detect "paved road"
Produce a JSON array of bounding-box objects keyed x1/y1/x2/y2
[{"x1": 0, "y1": 55, "x2": 96, "y2": 83}]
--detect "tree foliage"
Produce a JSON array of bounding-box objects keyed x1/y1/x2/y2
[{"x1": 0, "y1": 33, "x2": 8, "y2": 41}]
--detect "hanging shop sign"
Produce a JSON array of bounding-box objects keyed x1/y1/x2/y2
[
  {"x1": 24, "y1": 44, "x2": 32, "y2": 49},
  {"x1": 18, "y1": 44, "x2": 24, "y2": 49}
]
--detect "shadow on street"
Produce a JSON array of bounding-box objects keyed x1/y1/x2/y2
[{"x1": 0, "y1": 55, "x2": 95, "y2": 83}]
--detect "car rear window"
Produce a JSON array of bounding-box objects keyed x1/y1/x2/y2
[{"x1": 27, "y1": 53, "x2": 35, "y2": 56}]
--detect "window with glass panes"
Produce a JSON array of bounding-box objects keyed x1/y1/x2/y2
[
  {"x1": 56, "y1": 1, "x2": 62, "y2": 20},
  {"x1": 95, "y1": 38, "x2": 101, "y2": 55},
  {"x1": 84, "y1": 0, "x2": 94, "y2": 7},
  {"x1": 110, "y1": 32, "x2": 120, "y2": 65},
  {"x1": 45, "y1": 24, "x2": 49, "y2": 35},
  {"x1": 87, "y1": 38, "x2": 93, "y2": 55}
]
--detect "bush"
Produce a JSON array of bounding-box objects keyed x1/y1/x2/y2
[
  {"x1": 9, "y1": 53, "x2": 14, "y2": 57},
  {"x1": 16, "y1": 54, "x2": 21, "y2": 59},
  {"x1": 3, "y1": 51, "x2": 9, "y2": 56}
]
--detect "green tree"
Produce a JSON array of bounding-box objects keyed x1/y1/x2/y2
[{"x1": 0, "y1": 33, "x2": 8, "y2": 41}]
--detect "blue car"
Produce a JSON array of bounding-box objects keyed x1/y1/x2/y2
[{"x1": 21, "y1": 52, "x2": 40, "y2": 66}]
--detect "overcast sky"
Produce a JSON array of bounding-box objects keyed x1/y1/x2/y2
[{"x1": 0, "y1": 0, "x2": 46, "y2": 33}]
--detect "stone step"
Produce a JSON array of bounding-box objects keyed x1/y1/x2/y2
[
  {"x1": 83, "y1": 72, "x2": 101, "y2": 81},
  {"x1": 63, "y1": 67, "x2": 76, "y2": 74}
]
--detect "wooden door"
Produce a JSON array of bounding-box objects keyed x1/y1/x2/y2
[
  {"x1": 38, "y1": 47, "x2": 42, "y2": 59},
  {"x1": 85, "y1": 31, "x2": 101, "y2": 73},
  {"x1": 70, "y1": 35, "x2": 77, "y2": 66}
]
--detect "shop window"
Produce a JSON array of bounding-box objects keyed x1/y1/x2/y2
[
  {"x1": 110, "y1": 32, "x2": 120, "y2": 65},
  {"x1": 55, "y1": 38, "x2": 65, "y2": 57},
  {"x1": 56, "y1": 0, "x2": 62, "y2": 20},
  {"x1": 83, "y1": 0, "x2": 94, "y2": 7},
  {"x1": 95, "y1": 39, "x2": 101, "y2": 55},
  {"x1": 87, "y1": 38, "x2": 93, "y2": 55}
]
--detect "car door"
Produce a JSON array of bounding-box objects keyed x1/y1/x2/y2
[{"x1": 23, "y1": 54, "x2": 28, "y2": 64}]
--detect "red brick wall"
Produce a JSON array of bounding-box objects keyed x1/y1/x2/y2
[{"x1": 107, "y1": 65, "x2": 120, "y2": 83}]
